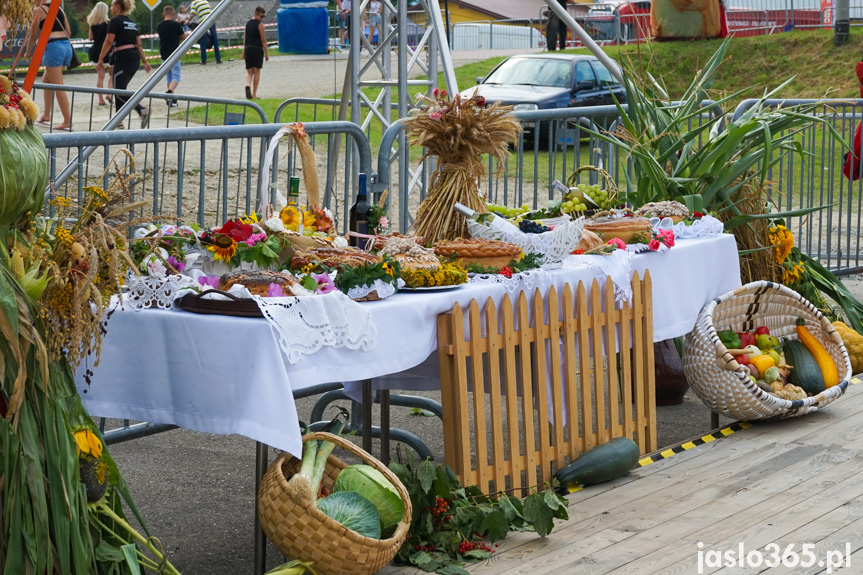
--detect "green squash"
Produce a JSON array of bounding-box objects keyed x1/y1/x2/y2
[{"x1": 0, "y1": 123, "x2": 48, "y2": 227}]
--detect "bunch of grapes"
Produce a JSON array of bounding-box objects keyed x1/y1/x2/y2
[
  {"x1": 518, "y1": 220, "x2": 551, "y2": 234},
  {"x1": 486, "y1": 202, "x2": 531, "y2": 221},
  {"x1": 560, "y1": 194, "x2": 588, "y2": 215},
  {"x1": 580, "y1": 184, "x2": 615, "y2": 210}
]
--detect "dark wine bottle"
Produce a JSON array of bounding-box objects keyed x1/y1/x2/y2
[{"x1": 349, "y1": 173, "x2": 370, "y2": 247}]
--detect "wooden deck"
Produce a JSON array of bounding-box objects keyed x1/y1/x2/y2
[{"x1": 384, "y1": 381, "x2": 863, "y2": 574}]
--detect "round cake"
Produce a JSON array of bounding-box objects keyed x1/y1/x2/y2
[
  {"x1": 635, "y1": 201, "x2": 689, "y2": 223},
  {"x1": 433, "y1": 238, "x2": 522, "y2": 269},
  {"x1": 218, "y1": 270, "x2": 298, "y2": 296},
  {"x1": 379, "y1": 235, "x2": 441, "y2": 271},
  {"x1": 584, "y1": 216, "x2": 653, "y2": 245}
]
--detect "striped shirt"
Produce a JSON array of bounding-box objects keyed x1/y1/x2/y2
[{"x1": 189, "y1": 0, "x2": 213, "y2": 22}]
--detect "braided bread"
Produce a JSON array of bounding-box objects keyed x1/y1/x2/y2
[
  {"x1": 290, "y1": 246, "x2": 382, "y2": 270},
  {"x1": 433, "y1": 238, "x2": 522, "y2": 269}
]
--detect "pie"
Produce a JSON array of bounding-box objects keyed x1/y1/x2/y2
[
  {"x1": 433, "y1": 238, "x2": 522, "y2": 269},
  {"x1": 218, "y1": 270, "x2": 298, "y2": 296},
  {"x1": 584, "y1": 216, "x2": 653, "y2": 244}
]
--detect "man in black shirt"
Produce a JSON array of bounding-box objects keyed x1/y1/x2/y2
[
  {"x1": 547, "y1": 0, "x2": 568, "y2": 51},
  {"x1": 156, "y1": 5, "x2": 187, "y2": 107}
]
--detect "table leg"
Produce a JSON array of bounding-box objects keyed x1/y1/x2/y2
[
  {"x1": 380, "y1": 390, "x2": 390, "y2": 465},
  {"x1": 362, "y1": 379, "x2": 373, "y2": 454},
  {"x1": 254, "y1": 441, "x2": 269, "y2": 575}
]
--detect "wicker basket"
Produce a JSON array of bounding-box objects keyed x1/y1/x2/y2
[
  {"x1": 257, "y1": 432, "x2": 412, "y2": 575},
  {"x1": 682, "y1": 281, "x2": 852, "y2": 421},
  {"x1": 565, "y1": 165, "x2": 620, "y2": 209}
]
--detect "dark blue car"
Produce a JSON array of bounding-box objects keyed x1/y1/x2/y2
[{"x1": 459, "y1": 54, "x2": 626, "y2": 112}]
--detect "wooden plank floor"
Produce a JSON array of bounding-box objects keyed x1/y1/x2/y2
[{"x1": 383, "y1": 383, "x2": 863, "y2": 574}]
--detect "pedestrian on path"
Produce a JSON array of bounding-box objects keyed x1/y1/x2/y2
[
  {"x1": 25, "y1": 0, "x2": 74, "y2": 130},
  {"x1": 242, "y1": 6, "x2": 269, "y2": 100},
  {"x1": 546, "y1": 0, "x2": 568, "y2": 51},
  {"x1": 157, "y1": 5, "x2": 187, "y2": 107},
  {"x1": 366, "y1": 0, "x2": 381, "y2": 47},
  {"x1": 339, "y1": 0, "x2": 352, "y2": 46},
  {"x1": 87, "y1": 2, "x2": 112, "y2": 106},
  {"x1": 96, "y1": 0, "x2": 152, "y2": 129},
  {"x1": 190, "y1": 0, "x2": 221, "y2": 65}
]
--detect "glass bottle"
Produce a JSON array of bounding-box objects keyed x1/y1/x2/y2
[{"x1": 349, "y1": 173, "x2": 371, "y2": 247}]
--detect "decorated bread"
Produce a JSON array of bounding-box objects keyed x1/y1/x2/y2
[
  {"x1": 433, "y1": 238, "x2": 522, "y2": 269},
  {"x1": 634, "y1": 201, "x2": 689, "y2": 223},
  {"x1": 379, "y1": 235, "x2": 441, "y2": 271},
  {"x1": 584, "y1": 216, "x2": 653, "y2": 245},
  {"x1": 218, "y1": 270, "x2": 298, "y2": 296},
  {"x1": 575, "y1": 229, "x2": 605, "y2": 252},
  {"x1": 290, "y1": 246, "x2": 382, "y2": 270}
]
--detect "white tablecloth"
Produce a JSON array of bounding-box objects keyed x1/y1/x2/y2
[{"x1": 76, "y1": 235, "x2": 740, "y2": 458}]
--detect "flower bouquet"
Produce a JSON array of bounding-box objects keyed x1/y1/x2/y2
[{"x1": 405, "y1": 89, "x2": 521, "y2": 244}]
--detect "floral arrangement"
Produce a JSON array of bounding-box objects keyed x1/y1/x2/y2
[
  {"x1": 0, "y1": 76, "x2": 38, "y2": 130},
  {"x1": 278, "y1": 204, "x2": 336, "y2": 237},
  {"x1": 462, "y1": 252, "x2": 542, "y2": 276},
  {"x1": 405, "y1": 88, "x2": 521, "y2": 244},
  {"x1": 400, "y1": 261, "x2": 468, "y2": 288},
  {"x1": 368, "y1": 189, "x2": 390, "y2": 236},
  {"x1": 299, "y1": 257, "x2": 402, "y2": 295}
]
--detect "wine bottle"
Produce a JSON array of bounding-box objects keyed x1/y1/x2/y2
[
  {"x1": 349, "y1": 173, "x2": 371, "y2": 247},
  {"x1": 453, "y1": 202, "x2": 521, "y2": 234},
  {"x1": 288, "y1": 176, "x2": 300, "y2": 205}
]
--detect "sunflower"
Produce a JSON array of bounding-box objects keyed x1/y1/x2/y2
[
  {"x1": 74, "y1": 429, "x2": 103, "y2": 459},
  {"x1": 208, "y1": 235, "x2": 237, "y2": 262},
  {"x1": 769, "y1": 225, "x2": 794, "y2": 265},
  {"x1": 280, "y1": 206, "x2": 300, "y2": 231},
  {"x1": 783, "y1": 262, "x2": 806, "y2": 285},
  {"x1": 239, "y1": 212, "x2": 260, "y2": 225},
  {"x1": 302, "y1": 210, "x2": 318, "y2": 231},
  {"x1": 381, "y1": 262, "x2": 394, "y2": 277}
]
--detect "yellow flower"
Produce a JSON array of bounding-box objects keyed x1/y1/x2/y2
[
  {"x1": 74, "y1": 429, "x2": 103, "y2": 459},
  {"x1": 207, "y1": 235, "x2": 237, "y2": 262},
  {"x1": 301, "y1": 264, "x2": 315, "y2": 275},
  {"x1": 303, "y1": 210, "x2": 318, "y2": 230},
  {"x1": 239, "y1": 212, "x2": 260, "y2": 225},
  {"x1": 769, "y1": 225, "x2": 794, "y2": 265},
  {"x1": 381, "y1": 263, "x2": 394, "y2": 277},
  {"x1": 54, "y1": 227, "x2": 74, "y2": 246},
  {"x1": 84, "y1": 185, "x2": 109, "y2": 201},
  {"x1": 280, "y1": 206, "x2": 300, "y2": 231}
]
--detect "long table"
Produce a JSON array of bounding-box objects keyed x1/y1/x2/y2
[{"x1": 76, "y1": 235, "x2": 741, "y2": 459}]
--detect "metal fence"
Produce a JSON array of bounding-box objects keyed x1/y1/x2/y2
[{"x1": 42, "y1": 121, "x2": 372, "y2": 233}]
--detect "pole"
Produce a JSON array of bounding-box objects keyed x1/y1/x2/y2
[
  {"x1": 541, "y1": 0, "x2": 623, "y2": 83},
  {"x1": 52, "y1": 0, "x2": 239, "y2": 189},
  {"x1": 150, "y1": 10, "x2": 154, "y2": 50},
  {"x1": 443, "y1": 0, "x2": 451, "y2": 46}
]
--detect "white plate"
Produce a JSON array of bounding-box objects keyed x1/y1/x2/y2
[{"x1": 399, "y1": 283, "x2": 466, "y2": 292}]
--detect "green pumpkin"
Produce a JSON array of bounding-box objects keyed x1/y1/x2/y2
[{"x1": 0, "y1": 123, "x2": 48, "y2": 228}]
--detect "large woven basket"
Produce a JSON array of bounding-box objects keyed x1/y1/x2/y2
[
  {"x1": 257, "y1": 432, "x2": 412, "y2": 575},
  {"x1": 683, "y1": 281, "x2": 852, "y2": 421}
]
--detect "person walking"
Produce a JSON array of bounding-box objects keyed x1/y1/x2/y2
[
  {"x1": 335, "y1": 0, "x2": 346, "y2": 46},
  {"x1": 96, "y1": 0, "x2": 152, "y2": 129},
  {"x1": 340, "y1": 0, "x2": 352, "y2": 46},
  {"x1": 242, "y1": 6, "x2": 268, "y2": 100},
  {"x1": 87, "y1": 2, "x2": 111, "y2": 106},
  {"x1": 25, "y1": 0, "x2": 73, "y2": 131},
  {"x1": 157, "y1": 5, "x2": 187, "y2": 107},
  {"x1": 190, "y1": 0, "x2": 221, "y2": 65},
  {"x1": 366, "y1": 0, "x2": 381, "y2": 47}
]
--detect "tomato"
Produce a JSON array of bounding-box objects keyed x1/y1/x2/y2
[
  {"x1": 755, "y1": 326, "x2": 770, "y2": 335},
  {"x1": 736, "y1": 353, "x2": 750, "y2": 365}
]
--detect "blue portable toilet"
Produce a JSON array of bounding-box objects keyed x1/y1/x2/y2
[{"x1": 278, "y1": 0, "x2": 329, "y2": 54}]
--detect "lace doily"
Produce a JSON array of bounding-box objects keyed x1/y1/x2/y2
[
  {"x1": 564, "y1": 249, "x2": 634, "y2": 304},
  {"x1": 468, "y1": 269, "x2": 553, "y2": 294},
  {"x1": 651, "y1": 214, "x2": 724, "y2": 239},
  {"x1": 466, "y1": 217, "x2": 585, "y2": 267},
  {"x1": 125, "y1": 274, "x2": 197, "y2": 310},
  {"x1": 345, "y1": 278, "x2": 404, "y2": 301},
  {"x1": 252, "y1": 291, "x2": 378, "y2": 364}
]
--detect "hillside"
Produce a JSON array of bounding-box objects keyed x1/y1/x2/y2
[{"x1": 452, "y1": 29, "x2": 863, "y2": 109}]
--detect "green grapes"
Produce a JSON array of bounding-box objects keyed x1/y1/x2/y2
[
  {"x1": 578, "y1": 184, "x2": 614, "y2": 210},
  {"x1": 486, "y1": 202, "x2": 531, "y2": 219}
]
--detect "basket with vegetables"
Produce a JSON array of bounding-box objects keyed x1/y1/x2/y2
[
  {"x1": 682, "y1": 281, "x2": 852, "y2": 421},
  {"x1": 257, "y1": 431, "x2": 412, "y2": 575}
]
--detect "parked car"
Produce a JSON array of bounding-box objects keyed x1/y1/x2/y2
[{"x1": 460, "y1": 54, "x2": 625, "y2": 111}]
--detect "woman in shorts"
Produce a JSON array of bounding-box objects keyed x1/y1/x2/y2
[
  {"x1": 25, "y1": 0, "x2": 74, "y2": 130},
  {"x1": 242, "y1": 6, "x2": 269, "y2": 100}
]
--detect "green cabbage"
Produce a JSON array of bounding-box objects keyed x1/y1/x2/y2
[
  {"x1": 332, "y1": 464, "x2": 404, "y2": 536},
  {"x1": 317, "y1": 491, "x2": 381, "y2": 539},
  {"x1": 0, "y1": 124, "x2": 48, "y2": 228}
]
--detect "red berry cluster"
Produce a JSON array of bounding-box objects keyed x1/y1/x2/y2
[
  {"x1": 499, "y1": 266, "x2": 513, "y2": 278},
  {"x1": 413, "y1": 543, "x2": 436, "y2": 552},
  {"x1": 457, "y1": 541, "x2": 494, "y2": 554},
  {"x1": 429, "y1": 496, "x2": 448, "y2": 517}
]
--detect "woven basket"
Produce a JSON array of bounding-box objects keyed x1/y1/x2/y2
[
  {"x1": 257, "y1": 432, "x2": 412, "y2": 575},
  {"x1": 682, "y1": 281, "x2": 852, "y2": 421},
  {"x1": 565, "y1": 165, "x2": 619, "y2": 209}
]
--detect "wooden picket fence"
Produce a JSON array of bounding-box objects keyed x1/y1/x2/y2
[{"x1": 436, "y1": 272, "x2": 656, "y2": 495}]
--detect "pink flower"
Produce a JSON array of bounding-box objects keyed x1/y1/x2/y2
[
  {"x1": 606, "y1": 238, "x2": 626, "y2": 250},
  {"x1": 432, "y1": 87, "x2": 440, "y2": 98},
  {"x1": 198, "y1": 275, "x2": 219, "y2": 288},
  {"x1": 267, "y1": 283, "x2": 285, "y2": 297},
  {"x1": 312, "y1": 272, "x2": 336, "y2": 294},
  {"x1": 648, "y1": 238, "x2": 661, "y2": 251},
  {"x1": 244, "y1": 232, "x2": 267, "y2": 247},
  {"x1": 378, "y1": 216, "x2": 389, "y2": 231},
  {"x1": 166, "y1": 255, "x2": 185, "y2": 273},
  {"x1": 657, "y1": 229, "x2": 675, "y2": 247},
  {"x1": 429, "y1": 111, "x2": 442, "y2": 120}
]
